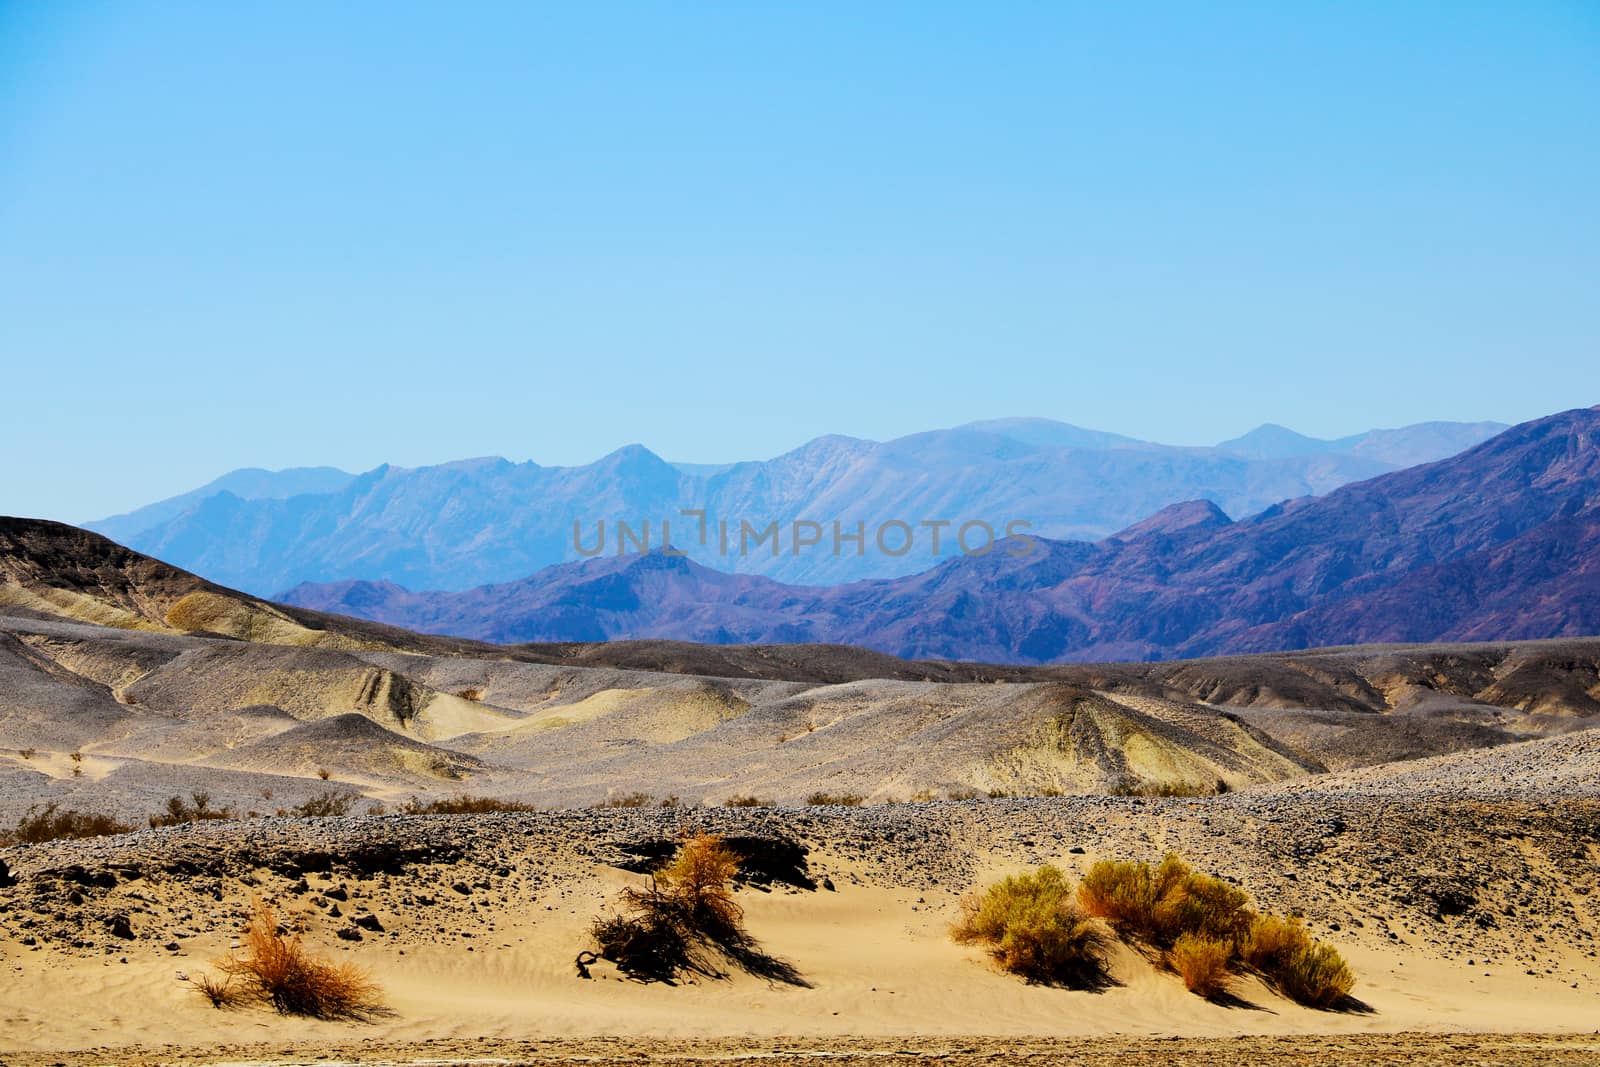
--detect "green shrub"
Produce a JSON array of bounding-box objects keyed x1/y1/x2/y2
[
  {"x1": 149, "y1": 791, "x2": 236, "y2": 828},
  {"x1": 950, "y1": 865, "x2": 1109, "y2": 987},
  {"x1": 291, "y1": 791, "x2": 357, "y2": 818}
]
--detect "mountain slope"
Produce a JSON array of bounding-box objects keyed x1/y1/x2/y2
[
  {"x1": 282, "y1": 408, "x2": 1600, "y2": 663},
  {"x1": 86, "y1": 418, "x2": 1504, "y2": 592}
]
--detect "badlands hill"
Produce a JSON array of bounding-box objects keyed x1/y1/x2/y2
[
  {"x1": 86, "y1": 417, "x2": 1504, "y2": 591},
  {"x1": 3, "y1": 516, "x2": 1600, "y2": 822},
  {"x1": 284, "y1": 407, "x2": 1600, "y2": 662}
]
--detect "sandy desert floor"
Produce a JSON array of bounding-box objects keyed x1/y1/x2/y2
[{"x1": 3, "y1": 793, "x2": 1599, "y2": 1065}]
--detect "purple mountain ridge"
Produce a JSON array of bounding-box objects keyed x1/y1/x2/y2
[{"x1": 279, "y1": 407, "x2": 1600, "y2": 664}]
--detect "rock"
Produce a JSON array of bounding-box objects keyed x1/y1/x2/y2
[
  {"x1": 0, "y1": 858, "x2": 15, "y2": 888},
  {"x1": 336, "y1": 926, "x2": 363, "y2": 942},
  {"x1": 106, "y1": 914, "x2": 135, "y2": 940},
  {"x1": 354, "y1": 913, "x2": 384, "y2": 932}
]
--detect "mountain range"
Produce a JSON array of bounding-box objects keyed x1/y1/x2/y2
[
  {"x1": 281, "y1": 407, "x2": 1600, "y2": 663},
  {"x1": 85, "y1": 418, "x2": 1505, "y2": 592}
]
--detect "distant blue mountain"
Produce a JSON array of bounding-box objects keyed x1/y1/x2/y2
[
  {"x1": 87, "y1": 417, "x2": 1506, "y2": 595},
  {"x1": 280, "y1": 409, "x2": 1600, "y2": 664}
]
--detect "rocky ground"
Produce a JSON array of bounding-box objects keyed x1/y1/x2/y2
[{"x1": 4, "y1": 793, "x2": 1597, "y2": 981}]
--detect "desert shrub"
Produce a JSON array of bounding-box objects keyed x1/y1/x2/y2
[
  {"x1": 291, "y1": 791, "x2": 357, "y2": 818},
  {"x1": 946, "y1": 788, "x2": 983, "y2": 801},
  {"x1": 1079, "y1": 853, "x2": 1253, "y2": 947},
  {"x1": 723, "y1": 795, "x2": 770, "y2": 808},
  {"x1": 596, "y1": 792, "x2": 655, "y2": 809},
  {"x1": 8, "y1": 803, "x2": 132, "y2": 844},
  {"x1": 1273, "y1": 940, "x2": 1355, "y2": 1008},
  {"x1": 1169, "y1": 932, "x2": 1234, "y2": 998},
  {"x1": 17, "y1": 747, "x2": 36, "y2": 760},
  {"x1": 1113, "y1": 779, "x2": 1222, "y2": 798},
  {"x1": 149, "y1": 791, "x2": 235, "y2": 828},
  {"x1": 587, "y1": 833, "x2": 804, "y2": 985},
  {"x1": 951, "y1": 865, "x2": 1108, "y2": 987},
  {"x1": 398, "y1": 794, "x2": 536, "y2": 815},
  {"x1": 805, "y1": 791, "x2": 865, "y2": 806},
  {"x1": 215, "y1": 901, "x2": 381, "y2": 1018},
  {"x1": 1240, "y1": 913, "x2": 1306, "y2": 972},
  {"x1": 316, "y1": 768, "x2": 332, "y2": 781},
  {"x1": 193, "y1": 972, "x2": 244, "y2": 1009},
  {"x1": 1243, "y1": 914, "x2": 1354, "y2": 1007}
]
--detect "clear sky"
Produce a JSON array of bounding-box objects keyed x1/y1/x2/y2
[{"x1": 3, "y1": 2, "x2": 1597, "y2": 523}]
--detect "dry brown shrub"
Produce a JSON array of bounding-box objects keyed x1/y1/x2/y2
[
  {"x1": 805, "y1": 792, "x2": 865, "y2": 806},
  {"x1": 596, "y1": 792, "x2": 655, "y2": 809},
  {"x1": 193, "y1": 972, "x2": 244, "y2": 1009},
  {"x1": 399, "y1": 794, "x2": 536, "y2": 814},
  {"x1": 10, "y1": 803, "x2": 132, "y2": 844},
  {"x1": 216, "y1": 901, "x2": 382, "y2": 1018}
]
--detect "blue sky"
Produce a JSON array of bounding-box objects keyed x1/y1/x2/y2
[{"x1": 3, "y1": 2, "x2": 1597, "y2": 522}]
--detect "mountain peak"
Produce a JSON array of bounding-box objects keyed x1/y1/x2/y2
[{"x1": 1110, "y1": 499, "x2": 1233, "y2": 542}]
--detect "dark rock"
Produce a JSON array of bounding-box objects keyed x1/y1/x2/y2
[
  {"x1": 355, "y1": 913, "x2": 384, "y2": 932},
  {"x1": 336, "y1": 926, "x2": 363, "y2": 941},
  {"x1": 106, "y1": 914, "x2": 134, "y2": 940}
]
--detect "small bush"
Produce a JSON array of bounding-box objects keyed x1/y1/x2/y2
[
  {"x1": 1169, "y1": 932, "x2": 1234, "y2": 998},
  {"x1": 8, "y1": 803, "x2": 132, "y2": 844},
  {"x1": 291, "y1": 791, "x2": 357, "y2": 818},
  {"x1": 589, "y1": 834, "x2": 803, "y2": 985},
  {"x1": 149, "y1": 791, "x2": 236, "y2": 828},
  {"x1": 399, "y1": 794, "x2": 536, "y2": 815},
  {"x1": 723, "y1": 795, "x2": 770, "y2": 808},
  {"x1": 316, "y1": 768, "x2": 332, "y2": 781},
  {"x1": 1243, "y1": 915, "x2": 1354, "y2": 1007},
  {"x1": 946, "y1": 788, "x2": 983, "y2": 801},
  {"x1": 1241, "y1": 913, "x2": 1306, "y2": 972},
  {"x1": 805, "y1": 792, "x2": 865, "y2": 806},
  {"x1": 193, "y1": 972, "x2": 244, "y2": 1009},
  {"x1": 215, "y1": 901, "x2": 382, "y2": 1018},
  {"x1": 1113, "y1": 779, "x2": 1221, "y2": 798},
  {"x1": 1078, "y1": 853, "x2": 1253, "y2": 947},
  {"x1": 951, "y1": 865, "x2": 1108, "y2": 987},
  {"x1": 17, "y1": 747, "x2": 36, "y2": 760},
  {"x1": 596, "y1": 792, "x2": 655, "y2": 809},
  {"x1": 1274, "y1": 940, "x2": 1355, "y2": 1008}
]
